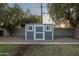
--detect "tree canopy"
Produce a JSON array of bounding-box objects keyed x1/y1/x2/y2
[
  {"x1": 0, "y1": 4, "x2": 24, "y2": 36},
  {"x1": 47, "y1": 3, "x2": 79, "y2": 28},
  {"x1": 0, "y1": 3, "x2": 41, "y2": 36}
]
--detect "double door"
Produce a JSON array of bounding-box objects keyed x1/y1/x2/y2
[{"x1": 34, "y1": 25, "x2": 44, "y2": 40}]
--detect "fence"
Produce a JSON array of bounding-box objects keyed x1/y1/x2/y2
[
  {"x1": 1, "y1": 28, "x2": 74, "y2": 37},
  {"x1": 54, "y1": 28, "x2": 74, "y2": 37}
]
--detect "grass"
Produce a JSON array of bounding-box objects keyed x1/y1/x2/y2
[
  {"x1": 0, "y1": 44, "x2": 17, "y2": 53},
  {"x1": 24, "y1": 44, "x2": 79, "y2": 56},
  {"x1": 0, "y1": 44, "x2": 79, "y2": 56}
]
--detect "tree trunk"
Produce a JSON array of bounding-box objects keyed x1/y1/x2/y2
[{"x1": 74, "y1": 22, "x2": 79, "y2": 38}]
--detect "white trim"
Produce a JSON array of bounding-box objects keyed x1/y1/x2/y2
[
  {"x1": 25, "y1": 24, "x2": 27, "y2": 40},
  {"x1": 25, "y1": 24, "x2": 29, "y2": 40},
  {"x1": 34, "y1": 25, "x2": 44, "y2": 40},
  {"x1": 34, "y1": 24, "x2": 35, "y2": 40},
  {"x1": 52, "y1": 24, "x2": 54, "y2": 40},
  {"x1": 43, "y1": 25, "x2": 45, "y2": 40},
  {"x1": 35, "y1": 32, "x2": 43, "y2": 33}
]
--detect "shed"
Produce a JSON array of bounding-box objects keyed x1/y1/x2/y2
[
  {"x1": 0, "y1": 28, "x2": 7, "y2": 36},
  {"x1": 25, "y1": 24, "x2": 54, "y2": 40}
]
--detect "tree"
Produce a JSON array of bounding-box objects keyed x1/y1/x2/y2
[
  {"x1": 0, "y1": 4, "x2": 23, "y2": 36},
  {"x1": 0, "y1": 3, "x2": 8, "y2": 27},
  {"x1": 21, "y1": 9, "x2": 42, "y2": 28},
  {"x1": 21, "y1": 15, "x2": 42, "y2": 28},
  {"x1": 0, "y1": 3, "x2": 42, "y2": 36},
  {"x1": 47, "y1": 3, "x2": 79, "y2": 38}
]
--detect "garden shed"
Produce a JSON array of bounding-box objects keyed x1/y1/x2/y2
[{"x1": 25, "y1": 24, "x2": 54, "y2": 40}]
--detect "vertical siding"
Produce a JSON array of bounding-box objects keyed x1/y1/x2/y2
[
  {"x1": 45, "y1": 32, "x2": 52, "y2": 40},
  {"x1": 36, "y1": 33, "x2": 43, "y2": 39},
  {"x1": 26, "y1": 24, "x2": 34, "y2": 40},
  {"x1": 27, "y1": 32, "x2": 34, "y2": 40},
  {"x1": 44, "y1": 25, "x2": 53, "y2": 40}
]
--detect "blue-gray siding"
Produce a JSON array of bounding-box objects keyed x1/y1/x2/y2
[
  {"x1": 27, "y1": 32, "x2": 34, "y2": 40},
  {"x1": 36, "y1": 33, "x2": 43, "y2": 39},
  {"x1": 45, "y1": 32, "x2": 52, "y2": 40},
  {"x1": 26, "y1": 24, "x2": 53, "y2": 40},
  {"x1": 27, "y1": 31, "x2": 52, "y2": 40}
]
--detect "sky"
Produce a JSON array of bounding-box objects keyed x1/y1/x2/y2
[
  {"x1": 18, "y1": 3, "x2": 48, "y2": 15},
  {"x1": 9, "y1": 3, "x2": 52, "y2": 24}
]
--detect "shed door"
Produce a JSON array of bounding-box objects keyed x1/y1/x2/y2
[{"x1": 34, "y1": 25, "x2": 44, "y2": 40}]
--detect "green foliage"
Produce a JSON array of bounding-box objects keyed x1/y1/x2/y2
[
  {"x1": 21, "y1": 15, "x2": 42, "y2": 28},
  {"x1": 0, "y1": 44, "x2": 17, "y2": 53},
  {"x1": 47, "y1": 3, "x2": 79, "y2": 28},
  {"x1": 0, "y1": 4, "x2": 23, "y2": 36},
  {"x1": 0, "y1": 3, "x2": 42, "y2": 36}
]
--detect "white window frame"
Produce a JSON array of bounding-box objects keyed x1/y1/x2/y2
[
  {"x1": 46, "y1": 25, "x2": 51, "y2": 32},
  {"x1": 27, "y1": 25, "x2": 33, "y2": 31}
]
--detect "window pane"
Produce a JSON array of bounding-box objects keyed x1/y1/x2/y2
[
  {"x1": 28, "y1": 25, "x2": 33, "y2": 31},
  {"x1": 29, "y1": 26, "x2": 32, "y2": 30},
  {"x1": 47, "y1": 26, "x2": 50, "y2": 30},
  {"x1": 36, "y1": 27, "x2": 43, "y2": 32}
]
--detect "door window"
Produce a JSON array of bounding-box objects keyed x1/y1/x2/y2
[
  {"x1": 27, "y1": 25, "x2": 33, "y2": 31},
  {"x1": 36, "y1": 27, "x2": 43, "y2": 32},
  {"x1": 46, "y1": 25, "x2": 51, "y2": 31}
]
